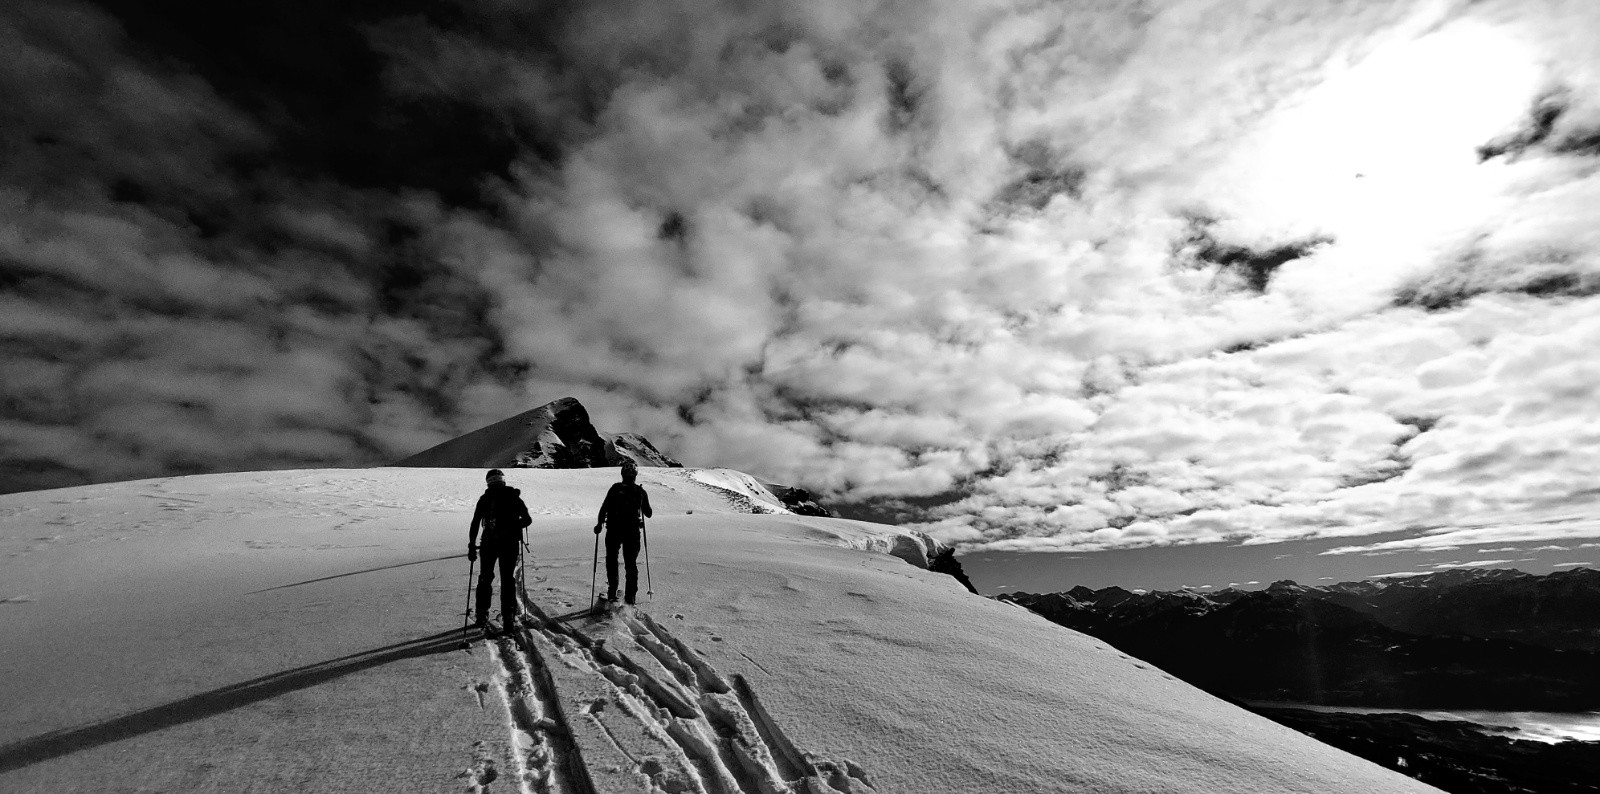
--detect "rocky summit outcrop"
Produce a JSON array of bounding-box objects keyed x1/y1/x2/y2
[
  {"x1": 758, "y1": 482, "x2": 833, "y2": 517},
  {"x1": 392, "y1": 397, "x2": 683, "y2": 470},
  {"x1": 388, "y1": 397, "x2": 869, "y2": 524},
  {"x1": 928, "y1": 546, "x2": 979, "y2": 594}
]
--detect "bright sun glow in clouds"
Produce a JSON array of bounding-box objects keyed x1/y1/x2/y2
[{"x1": 1228, "y1": 20, "x2": 1543, "y2": 273}]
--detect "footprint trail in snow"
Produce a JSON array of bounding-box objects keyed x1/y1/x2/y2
[{"x1": 475, "y1": 592, "x2": 875, "y2": 794}]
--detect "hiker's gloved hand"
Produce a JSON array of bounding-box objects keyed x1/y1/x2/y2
[
  {"x1": 593, "y1": 523, "x2": 602, "y2": 535},
  {"x1": 467, "y1": 545, "x2": 477, "y2": 562}
]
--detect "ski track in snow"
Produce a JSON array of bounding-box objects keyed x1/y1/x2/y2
[
  {"x1": 474, "y1": 587, "x2": 876, "y2": 794},
  {"x1": 484, "y1": 632, "x2": 588, "y2": 794}
]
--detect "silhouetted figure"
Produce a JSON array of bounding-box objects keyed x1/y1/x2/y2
[
  {"x1": 469, "y1": 469, "x2": 532, "y2": 627},
  {"x1": 595, "y1": 464, "x2": 653, "y2": 604}
]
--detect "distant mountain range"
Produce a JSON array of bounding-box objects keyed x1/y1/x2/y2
[{"x1": 999, "y1": 567, "x2": 1600, "y2": 710}]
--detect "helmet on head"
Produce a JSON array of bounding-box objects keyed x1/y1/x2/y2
[
  {"x1": 621, "y1": 463, "x2": 638, "y2": 481},
  {"x1": 486, "y1": 469, "x2": 505, "y2": 484}
]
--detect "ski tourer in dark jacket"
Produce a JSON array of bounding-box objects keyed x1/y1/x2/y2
[
  {"x1": 594, "y1": 464, "x2": 652, "y2": 605},
  {"x1": 469, "y1": 469, "x2": 533, "y2": 627}
]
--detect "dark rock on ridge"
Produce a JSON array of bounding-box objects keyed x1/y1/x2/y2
[
  {"x1": 759, "y1": 482, "x2": 833, "y2": 517},
  {"x1": 389, "y1": 397, "x2": 853, "y2": 515},
  {"x1": 928, "y1": 546, "x2": 979, "y2": 594}
]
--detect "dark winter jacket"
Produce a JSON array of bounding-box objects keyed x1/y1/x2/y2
[
  {"x1": 596, "y1": 482, "x2": 652, "y2": 532},
  {"x1": 471, "y1": 482, "x2": 533, "y2": 550}
]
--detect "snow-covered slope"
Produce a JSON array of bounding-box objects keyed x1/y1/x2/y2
[{"x1": 0, "y1": 468, "x2": 1439, "y2": 792}]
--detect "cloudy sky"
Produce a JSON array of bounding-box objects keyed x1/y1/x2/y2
[{"x1": 5, "y1": 0, "x2": 1600, "y2": 575}]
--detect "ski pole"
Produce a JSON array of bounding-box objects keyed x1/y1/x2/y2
[
  {"x1": 518, "y1": 540, "x2": 528, "y2": 615},
  {"x1": 643, "y1": 521, "x2": 653, "y2": 597},
  {"x1": 459, "y1": 554, "x2": 476, "y2": 649},
  {"x1": 590, "y1": 527, "x2": 600, "y2": 608}
]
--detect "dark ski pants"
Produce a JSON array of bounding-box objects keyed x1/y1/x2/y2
[
  {"x1": 475, "y1": 546, "x2": 519, "y2": 621},
  {"x1": 605, "y1": 527, "x2": 641, "y2": 601}
]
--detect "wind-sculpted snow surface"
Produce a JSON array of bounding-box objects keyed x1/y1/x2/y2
[{"x1": 0, "y1": 468, "x2": 1441, "y2": 792}]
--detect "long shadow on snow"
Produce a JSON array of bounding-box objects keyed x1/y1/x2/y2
[
  {"x1": 547, "y1": 605, "x2": 601, "y2": 623},
  {"x1": 0, "y1": 629, "x2": 464, "y2": 773},
  {"x1": 246, "y1": 553, "x2": 462, "y2": 594}
]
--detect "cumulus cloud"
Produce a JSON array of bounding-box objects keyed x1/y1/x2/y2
[{"x1": 5, "y1": 0, "x2": 1600, "y2": 561}]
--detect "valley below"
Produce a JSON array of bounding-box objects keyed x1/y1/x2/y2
[
  {"x1": 1253, "y1": 706, "x2": 1600, "y2": 794},
  {"x1": 1000, "y1": 567, "x2": 1600, "y2": 794}
]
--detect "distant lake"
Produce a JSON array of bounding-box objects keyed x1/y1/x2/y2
[{"x1": 1250, "y1": 703, "x2": 1600, "y2": 744}]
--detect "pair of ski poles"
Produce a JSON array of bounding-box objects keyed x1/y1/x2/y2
[
  {"x1": 457, "y1": 539, "x2": 530, "y2": 648},
  {"x1": 590, "y1": 521, "x2": 652, "y2": 606}
]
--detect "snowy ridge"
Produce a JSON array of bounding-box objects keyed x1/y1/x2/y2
[
  {"x1": 684, "y1": 468, "x2": 792, "y2": 514},
  {"x1": 677, "y1": 468, "x2": 953, "y2": 573},
  {"x1": 762, "y1": 518, "x2": 951, "y2": 571}
]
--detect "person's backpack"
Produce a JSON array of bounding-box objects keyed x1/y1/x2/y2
[
  {"x1": 609, "y1": 483, "x2": 646, "y2": 525},
  {"x1": 482, "y1": 487, "x2": 529, "y2": 545}
]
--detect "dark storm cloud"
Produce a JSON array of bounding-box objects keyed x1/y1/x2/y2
[
  {"x1": 1476, "y1": 89, "x2": 1569, "y2": 162},
  {"x1": 1172, "y1": 214, "x2": 1332, "y2": 293},
  {"x1": 1478, "y1": 87, "x2": 1600, "y2": 163},
  {"x1": 0, "y1": 0, "x2": 531, "y2": 491},
  {"x1": 96, "y1": 0, "x2": 532, "y2": 204}
]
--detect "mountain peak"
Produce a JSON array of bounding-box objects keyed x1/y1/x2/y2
[{"x1": 392, "y1": 397, "x2": 682, "y2": 470}]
